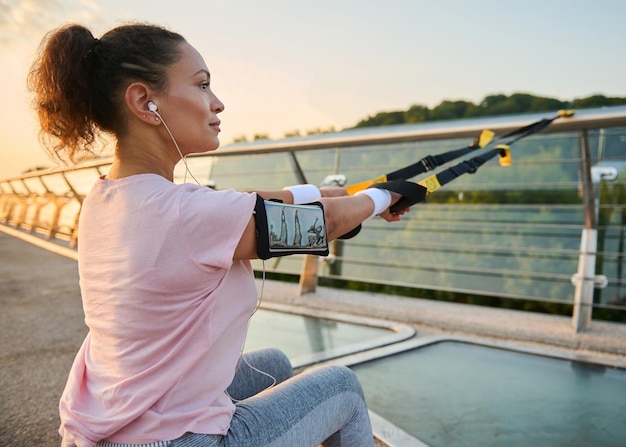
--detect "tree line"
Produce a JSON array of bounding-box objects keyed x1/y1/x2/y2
[
  {"x1": 231, "y1": 92, "x2": 626, "y2": 142},
  {"x1": 351, "y1": 93, "x2": 626, "y2": 128}
]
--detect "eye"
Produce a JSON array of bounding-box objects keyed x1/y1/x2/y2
[{"x1": 200, "y1": 82, "x2": 209, "y2": 91}]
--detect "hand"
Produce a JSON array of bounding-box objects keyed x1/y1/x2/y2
[
  {"x1": 320, "y1": 186, "x2": 349, "y2": 197},
  {"x1": 378, "y1": 206, "x2": 410, "y2": 222},
  {"x1": 378, "y1": 191, "x2": 410, "y2": 222}
]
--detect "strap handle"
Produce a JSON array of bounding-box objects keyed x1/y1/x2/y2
[
  {"x1": 339, "y1": 180, "x2": 427, "y2": 239},
  {"x1": 371, "y1": 180, "x2": 428, "y2": 213}
]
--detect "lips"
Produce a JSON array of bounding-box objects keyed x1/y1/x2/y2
[{"x1": 210, "y1": 120, "x2": 221, "y2": 132}]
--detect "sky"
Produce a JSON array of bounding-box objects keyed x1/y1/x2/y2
[{"x1": 1, "y1": 0, "x2": 625, "y2": 178}]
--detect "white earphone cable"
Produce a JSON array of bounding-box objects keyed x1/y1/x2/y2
[
  {"x1": 153, "y1": 109, "x2": 202, "y2": 186},
  {"x1": 154, "y1": 107, "x2": 275, "y2": 400}
]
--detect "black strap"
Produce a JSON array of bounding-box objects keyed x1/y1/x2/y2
[
  {"x1": 385, "y1": 112, "x2": 567, "y2": 184},
  {"x1": 499, "y1": 117, "x2": 554, "y2": 143},
  {"x1": 435, "y1": 148, "x2": 505, "y2": 188},
  {"x1": 386, "y1": 138, "x2": 482, "y2": 181}
]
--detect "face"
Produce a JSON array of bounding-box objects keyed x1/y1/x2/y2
[{"x1": 156, "y1": 42, "x2": 224, "y2": 156}]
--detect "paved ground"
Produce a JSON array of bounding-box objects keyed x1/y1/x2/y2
[
  {"x1": 1, "y1": 230, "x2": 625, "y2": 446},
  {"x1": 0, "y1": 233, "x2": 86, "y2": 446}
]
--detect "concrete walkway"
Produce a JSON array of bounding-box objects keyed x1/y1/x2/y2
[
  {"x1": 1, "y1": 231, "x2": 625, "y2": 446},
  {"x1": 0, "y1": 233, "x2": 86, "y2": 446}
]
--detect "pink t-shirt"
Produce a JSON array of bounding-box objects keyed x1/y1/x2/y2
[{"x1": 59, "y1": 174, "x2": 258, "y2": 447}]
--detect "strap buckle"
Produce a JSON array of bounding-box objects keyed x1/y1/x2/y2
[
  {"x1": 466, "y1": 159, "x2": 482, "y2": 174},
  {"x1": 420, "y1": 155, "x2": 437, "y2": 172}
]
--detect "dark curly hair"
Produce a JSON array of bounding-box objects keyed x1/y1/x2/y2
[{"x1": 28, "y1": 23, "x2": 186, "y2": 164}]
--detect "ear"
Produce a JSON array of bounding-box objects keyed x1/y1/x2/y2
[{"x1": 125, "y1": 83, "x2": 160, "y2": 125}]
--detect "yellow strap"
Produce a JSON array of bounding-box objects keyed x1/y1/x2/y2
[
  {"x1": 494, "y1": 144, "x2": 512, "y2": 167},
  {"x1": 345, "y1": 174, "x2": 388, "y2": 195},
  {"x1": 478, "y1": 129, "x2": 495, "y2": 148},
  {"x1": 558, "y1": 109, "x2": 576, "y2": 118},
  {"x1": 418, "y1": 175, "x2": 441, "y2": 194}
]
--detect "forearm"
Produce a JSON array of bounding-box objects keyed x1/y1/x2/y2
[{"x1": 318, "y1": 195, "x2": 374, "y2": 241}]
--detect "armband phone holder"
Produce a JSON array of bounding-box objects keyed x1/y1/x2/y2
[{"x1": 254, "y1": 195, "x2": 329, "y2": 260}]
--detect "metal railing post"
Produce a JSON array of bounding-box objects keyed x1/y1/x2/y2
[
  {"x1": 298, "y1": 255, "x2": 319, "y2": 295},
  {"x1": 572, "y1": 129, "x2": 597, "y2": 332}
]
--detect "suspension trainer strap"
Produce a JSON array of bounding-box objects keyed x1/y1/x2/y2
[
  {"x1": 416, "y1": 146, "x2": 508, "y2": 199},
  {"x1": 345, "y1": 129, "x2": 494, "y2": 195},
  {"x1": 426, "y1": 110, "x2": 575, "y2": 191},
  {"x1": 386, "y1": 130, "x2": 494, "y2": 181},
  {"x1": 338, "y1": 109, "x2": 575, "y2": 238},
  {"x1": 345, "y1": 110, "x2": 575, "y2": 196},
  {"x1": 499, "y1": 109, "x2": 574, "y2": 143}
]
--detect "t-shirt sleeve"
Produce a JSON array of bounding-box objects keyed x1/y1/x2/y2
[{"x1": 178, "y1": 187, "x2": 257, "y2": 270}]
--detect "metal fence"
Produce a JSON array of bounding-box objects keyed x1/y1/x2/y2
[{"x1": 2, "y1": 106, "x2": 625, "y2": 330}]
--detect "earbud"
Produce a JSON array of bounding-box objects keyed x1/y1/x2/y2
[{"x1": 147, "y1": 102, "x2": 160, "y2": 121}]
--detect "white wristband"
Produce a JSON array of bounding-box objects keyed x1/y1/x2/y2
[
  {"x1": 356, "y1": 188, "x2": 392, "y2": 218},
  {"x1": 283, "y1": 184, "x2": 321, "y2": 204}
]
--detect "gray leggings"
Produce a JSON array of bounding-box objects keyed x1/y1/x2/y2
[{"x1": 97, "y1": 348, "x2": 373, "y2": 447}]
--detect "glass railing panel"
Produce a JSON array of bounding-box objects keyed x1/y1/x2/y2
[
  {"x1": 234, "y1": 126, "x2": 624, "y2": 310},
  {"x1": 208, "y1": 152, "x2": 302, "y2": 190},
  {"x1": 1, "y1": 109, "x2": 625, "y2": 316}
]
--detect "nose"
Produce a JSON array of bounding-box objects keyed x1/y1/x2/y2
[{"x1": 211, "y1": 92, "x2": 224, "y2": 114}]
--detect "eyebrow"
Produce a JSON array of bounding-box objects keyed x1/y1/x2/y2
[{"x1": 194, "y1": 69, "x2": 211, "y2": 79}]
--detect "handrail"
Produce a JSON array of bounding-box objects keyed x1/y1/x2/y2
[
  {"x1": 195, "y1": 106, "x2": 626, "y2": 156},
  {"x1": 4, "y1": 106, "x2": 626, "y2": 184}
]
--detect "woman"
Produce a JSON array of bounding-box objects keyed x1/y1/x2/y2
[{"x1": 28, "y1": 22, "x2": 408, "y2": 447}]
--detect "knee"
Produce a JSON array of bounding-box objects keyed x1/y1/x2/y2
[
  {"x1": 330, "y1": 364, "x2": 360, "y2": 387},
  {"x1": 246, "y1": 347, "x2": 293, "y2": 384},
  {"x1": 314, "y1": 364, "x2": 366, "y2": 398}
]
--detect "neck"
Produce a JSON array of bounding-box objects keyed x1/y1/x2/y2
[{"x1": 106, "y1": 140, "x2": 179, "y2": 181}]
